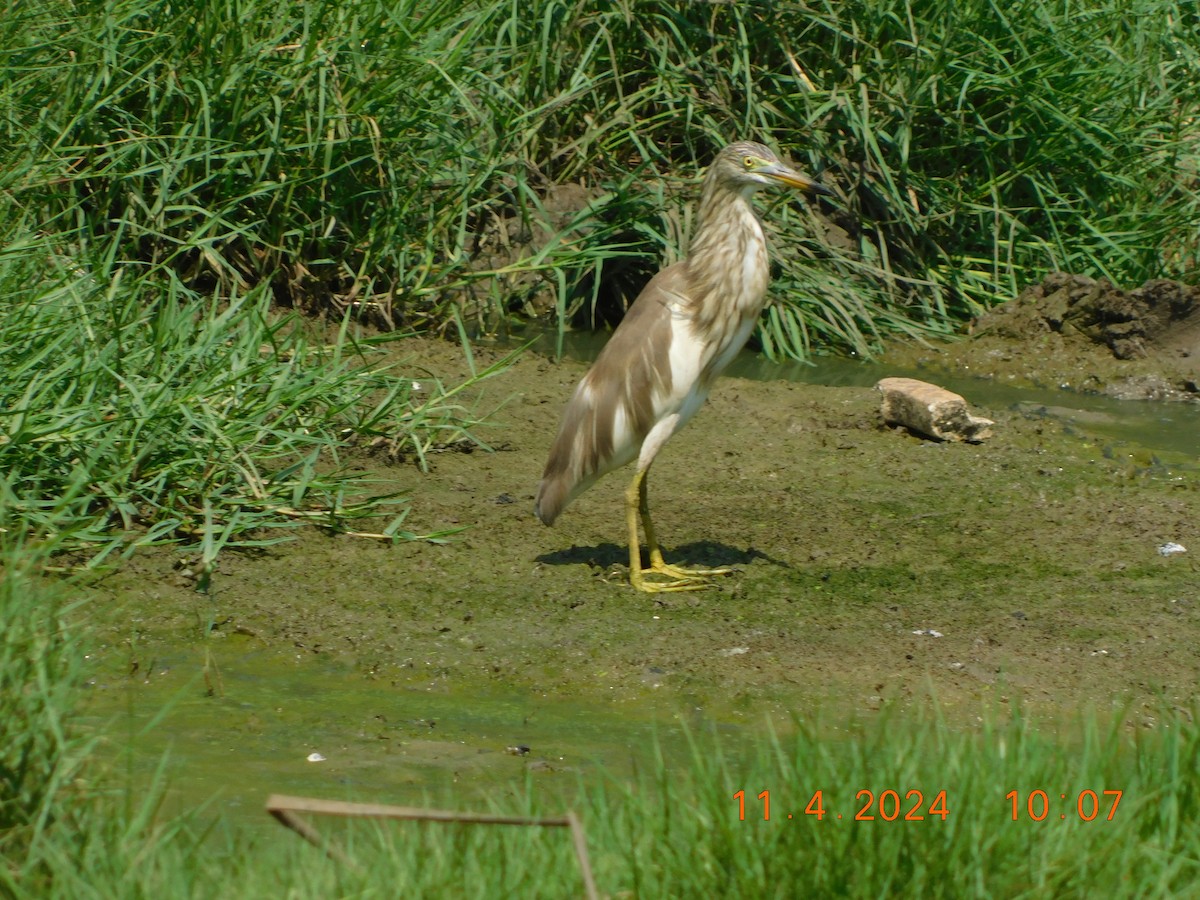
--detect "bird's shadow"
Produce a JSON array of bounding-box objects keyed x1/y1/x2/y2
[{"x1": 536, "y1": 541, "x2": 788, "y2": 571}]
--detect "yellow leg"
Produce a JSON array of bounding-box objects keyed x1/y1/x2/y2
[
  {"x1": 639, "y1": 472, "x2": 733, "y2": 580},
  {"x1": 624, "y1": 468, "x2": 731, "y2": 593}
]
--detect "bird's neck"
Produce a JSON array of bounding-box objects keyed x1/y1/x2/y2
[{"x1": 684, "y1": 180, "x2": 771, "y2": 341}]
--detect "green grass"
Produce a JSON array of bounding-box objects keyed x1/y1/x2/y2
[
  {"x1": 3, "y1": 0, "x2": 1196, "y2": 361},
  {"x1": 4, "y1": 531, "x2": 1199, "y2": 897},
  {"x1": 0, "y1": 542, "x2": 84, "y2": 862},
  {"x1": 2, "y1": 3, "x2": 1199, "y2": 893},
  {"x1": 0, "y1": 243, "x2": 514, "y2": 566}
]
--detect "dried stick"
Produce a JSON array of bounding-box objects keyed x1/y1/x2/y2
[{"x1": 265, "y1": 794, "x2": 599, "y2": 900}]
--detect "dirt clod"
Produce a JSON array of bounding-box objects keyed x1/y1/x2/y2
[
  {"x1": 979, "y1": 272, "x2": 1200, "y2": 363},
  {"x1": 886, "y1": 274, "x2": 1200, "y2": 401}
]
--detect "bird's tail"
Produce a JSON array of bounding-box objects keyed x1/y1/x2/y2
[
  {"x1": 534, "y1": 406, "x2": 589, "y2": 526},
  {"x1": 534, "y1": 378, "x2": 614, "y2": 526},
  {"x1": 534, "y1": 475, "x2": 568, "y2": 526}
]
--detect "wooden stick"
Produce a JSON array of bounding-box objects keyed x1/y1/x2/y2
[
  {"x1": 566, "y1": 810, "x2": 600, "y2": 900},
  {"x1": 266, "y1": 805, "x2": 357, "y2": 869},
  {"x1": 265, "y1": 794, "x2": 599, "y2": 900}
]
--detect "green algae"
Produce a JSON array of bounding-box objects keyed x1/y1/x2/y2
[{"x1": 78, "y1": 337, "x2": 1200, "y2": 823}]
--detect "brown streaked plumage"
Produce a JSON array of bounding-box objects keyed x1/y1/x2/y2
[{"x1": 536, "y1": 141, "x2": 832, "y2": 592}]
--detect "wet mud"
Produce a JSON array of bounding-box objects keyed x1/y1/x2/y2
[{"x1": 80, "y1": 287, "x2": 1200, "y2": 810}]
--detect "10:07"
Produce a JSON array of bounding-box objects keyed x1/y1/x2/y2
[{"x1": 1006, "y1": 789, "x2": 1123, "y2": 821}]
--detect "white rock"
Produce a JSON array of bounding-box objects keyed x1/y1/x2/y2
[{"x1": 876, "y1": 377, "x2": 994, "y2": 442}]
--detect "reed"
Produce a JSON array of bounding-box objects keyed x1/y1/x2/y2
[{"x1": 3, "y1": 0, "x2": 1195, "y2": 360}]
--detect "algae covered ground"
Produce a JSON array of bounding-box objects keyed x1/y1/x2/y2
[{"x1": 80, "y1": 320, "x2": 1200, "y2": 809}]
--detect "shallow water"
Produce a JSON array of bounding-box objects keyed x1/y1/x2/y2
[
  {"x1": 740, "y1": 354, "x2": 1199, "y2": 458},
  {"x1": 539, "y1": 328, "x2": 1200, "y2": 458}
]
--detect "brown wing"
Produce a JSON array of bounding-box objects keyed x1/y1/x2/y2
[{"x1": 534, "y1": 264, "x2": 688, "y2": 525}]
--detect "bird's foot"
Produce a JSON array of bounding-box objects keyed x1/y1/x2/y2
[
  {"x1": 630, "y1": 559, "x2": 733, "y2": 592},
  {"x1": 630, "y1": 571, "x2": 711, "y2": 593},
  {"x1": 651, "y1": 561, "x2": 733, "y2": 580}
]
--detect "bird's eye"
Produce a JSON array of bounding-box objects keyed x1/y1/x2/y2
[{"x1": 742, "y1": 155, "x2": 756, "y2": 169}]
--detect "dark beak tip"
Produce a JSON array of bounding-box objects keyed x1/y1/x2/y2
[{"x1": 777, "y1": 170, "x2": 835, "y2": 198}]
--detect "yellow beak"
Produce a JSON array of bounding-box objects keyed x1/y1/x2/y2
[{"x1": 765, "y1": 164, "x2": 834, "y2": 196}]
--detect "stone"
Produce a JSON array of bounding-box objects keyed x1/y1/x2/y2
[{"x1": 876, "y1": 377, "x2": 994, "y2": 442}]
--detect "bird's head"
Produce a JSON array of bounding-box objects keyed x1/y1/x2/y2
[{"x1": 713, "y1": 141, "x2": 834, "y2": 199}]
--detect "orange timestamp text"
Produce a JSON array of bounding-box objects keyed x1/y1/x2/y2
[
  {"x1": 1006, "y1": 789, "x2": 1123, "y2": 821},
  {"x1": 734, "y1": 788, "x2": 949, "y2": 822}
]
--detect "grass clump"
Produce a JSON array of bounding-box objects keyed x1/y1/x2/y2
[
  {"x1": 474, "y1": 0, "x2": 1200, "y2": 356},
  {"x1": 0, "y1": 541, "x2": 85, "y2": 862},
  {"x1": 0, "y1": 246, "x2": 505, "y2": 566},
  {"x1": 1, "y1": 0, "x2": 483, "y2": 326},
  {"x1": 589, "y1": 710, "x2": 1200, "y2": 897},
  {"x1": 5, "y1": 0, "x2": 1196, "y2": 361},
  {"x1": 3, "y1": 0, "x2": 522, "y2": 562}
]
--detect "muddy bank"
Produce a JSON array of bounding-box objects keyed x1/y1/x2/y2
[
  {"x1": 883, "y1": 273, "x2": 1200, "y2": 401},
  {"x1": 84, "y1": 328, "x2": 1200, "y2": 736}
]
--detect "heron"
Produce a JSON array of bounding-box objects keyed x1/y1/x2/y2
[{"x1": 535, "y1": 141, "x2": 832, "y2": 592}]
